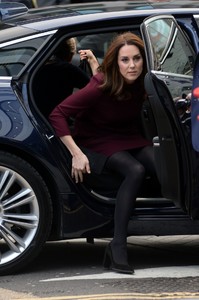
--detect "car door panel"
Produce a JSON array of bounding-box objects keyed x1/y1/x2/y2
[
  {"x1": 144, "y1": 72, "x2": 182, "y2": 206},
  {"x1": 141, "y1": 15, "x2": 199, "y2": 217}
]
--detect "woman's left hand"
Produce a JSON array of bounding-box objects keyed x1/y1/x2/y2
[
  {"x1": 79, "y1": 49, "x2": 94, "y2": 61},
  {"x1": 78, "y1": 49, "x2": 99, "y2": 75}
]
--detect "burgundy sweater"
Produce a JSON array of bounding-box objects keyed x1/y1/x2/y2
[{"x1": 49, "y1": 72, "x2": 151, "y2": 156}]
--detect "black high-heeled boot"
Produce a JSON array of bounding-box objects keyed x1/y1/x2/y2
[{"x1": 103, "y1": 243, "x2": 134, "y2": 274}]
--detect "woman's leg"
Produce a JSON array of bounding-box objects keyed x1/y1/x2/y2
[
  {"x1": 105, "y1": 150, "x2": 146, "y2": 266},
  {"x1": 133, "y1": 146, "x2": 156, "y2": 177}
]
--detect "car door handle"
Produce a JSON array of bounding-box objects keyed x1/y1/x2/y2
[{"x1": 161, "y1": 136, "x2": 172, "y2": 142}]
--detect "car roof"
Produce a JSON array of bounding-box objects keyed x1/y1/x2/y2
[{"x1": 1, "y1": 0, "x2": 199, "y2": 42}]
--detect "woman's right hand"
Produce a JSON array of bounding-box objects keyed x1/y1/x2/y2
[
  {"x1": 72, "y1": 151, "x2": 91, "y2": 183},
  {"x1": 59, "y1": 135, "x2": 91, "y2": 183}
]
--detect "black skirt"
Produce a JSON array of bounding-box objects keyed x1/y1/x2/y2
[
  {"x1": 80, "y1": 147, "x2": 122, "y2": 193},
  {"x1": 80, "y1": 147, "x2": 108, "y2": 174}
]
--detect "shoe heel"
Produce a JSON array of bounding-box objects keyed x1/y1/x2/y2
[{"x1": 103, "y1": 242, "x2": 134, "y2": 274}]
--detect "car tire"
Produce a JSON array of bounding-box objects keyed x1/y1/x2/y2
[{"x1": 0, "y1": 151, "x2": 52, "y2": 275}]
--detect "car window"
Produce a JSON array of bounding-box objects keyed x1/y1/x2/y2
[
  {"x1": 143, "y1": 16, "x2": 195, "y2": 107},
  {"x1": 0, "y1": 36, "x2": 48, "y2": 77},
  {"x1": 193, "y1": 15, "x2": 199, "y2": 32},
  {"x1": 76, "y1": 32, "x2": 116, "y2": 61},
  {"x1": 147, "y1": 18, "x2": 195, "y2": 77}
]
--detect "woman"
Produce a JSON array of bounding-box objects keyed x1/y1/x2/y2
[{"x1": 49, "y1": 32, "x2": 156, "y2": 274}]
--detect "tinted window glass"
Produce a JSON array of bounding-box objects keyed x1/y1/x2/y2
[
  {"x1": 0, "y1": 37, "x2": 47, "y2": 76},
  {"x1": 145, "y1": 17, "x2": 195, "y2": 131},
  {"x1": 194, "y1": 15, "x2": 199, "y2": 32},
  {"x1": 77, "y1": 32, "x2": 116, "y2": 60},
  {"x1": 147, "y1": 18, "x2": 195, "y2": 76}
]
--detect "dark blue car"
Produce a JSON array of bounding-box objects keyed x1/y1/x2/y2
[{"x1": 1, "y1": 0, "x2": 199, "y2": 275}]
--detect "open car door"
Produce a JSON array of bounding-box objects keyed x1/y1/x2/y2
[{"x1": 141, "y1": 15, "x2": 199, "y2": 218}]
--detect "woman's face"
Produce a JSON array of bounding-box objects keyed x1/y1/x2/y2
[{"x1": 117, "y1": 44, "x2": 143, "y2": 84}]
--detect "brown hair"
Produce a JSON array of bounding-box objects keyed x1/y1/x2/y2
[
  {"x1": 99, "y1": 32, "x2": 147, "y2": 101},
  {"x1": 54, "y1": 38, "x2": 77, "y2": 61}
]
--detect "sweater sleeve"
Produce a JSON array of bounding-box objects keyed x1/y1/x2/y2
[{"x1": 49, "y1": 75, "x2": 101, "y2": 137}]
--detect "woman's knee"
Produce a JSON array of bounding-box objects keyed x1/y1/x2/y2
[
  {"x1": 127, "y1": 163, "x2": 145, "y2": 181},
  {"x1": 134, "y1": 146, "x2": 156, "y2": 176},
  {"x1": 106, "y1": 151, "x2": 146, "y2": 179}
]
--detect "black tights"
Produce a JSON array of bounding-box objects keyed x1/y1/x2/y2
[{"x1": 105, "y1": 146, "x2": 156, "y2": 264}]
